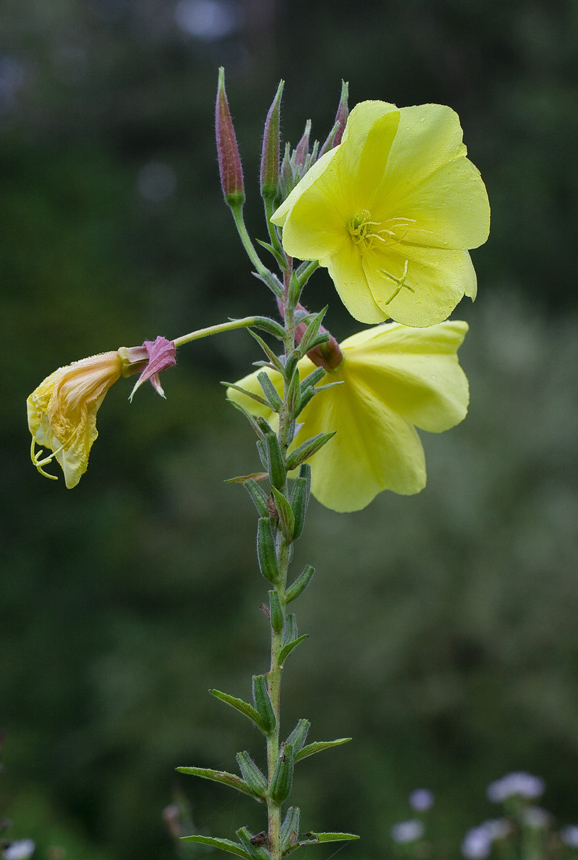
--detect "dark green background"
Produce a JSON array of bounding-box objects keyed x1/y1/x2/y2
[{"x1": 2, "y1": 1, "x2": 578, "y2": 857}]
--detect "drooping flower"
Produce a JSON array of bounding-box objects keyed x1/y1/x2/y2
[
  {"x1": 227, "y1": 320, "x2": 469, "y2": 512},
  {"x1": 271, "y1": 101, "x2": 490, "y2": 327},
  {"x1": 27, "y1": 336, "x2": 176, "y2": 488}
]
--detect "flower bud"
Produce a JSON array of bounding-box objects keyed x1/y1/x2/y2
[
  {"x1": 252, "y1": 674, "x2": 276, "y2": 734},
  {"x1": 270, "y1": 743, "x2": 294, "y2": 804},
  {"x1": 215, "y1": 67, "x2": 245, "y2": 207},
  {"x1": 236, "y1": 751, "x2": 268, "y2": 799},
  {"x1": 257, "y1": 517, "x2": 280, "y2": 583},
  {"x1": 260, "y1": 80, "x2": 284, "y2": 200}
]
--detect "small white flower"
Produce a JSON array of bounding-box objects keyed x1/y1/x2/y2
[
  {"x1": 2, "y1": 839, "x2": 35, "y2": 860},
  {"x1": 486, "y1": 772, "x2": 545, "y2": 803},
  {"x1": 461, "y1": 826, "x2": 492, "y2": 859},
  {"x1": 560, "y1": 825, "x2": 578, "y2": 847},
  {"x1": 409, "y1": 788, "x2": 434, "y2": 811},
  {"x1": 391, "y1": 819, "x2": 424, "y2": 843}
]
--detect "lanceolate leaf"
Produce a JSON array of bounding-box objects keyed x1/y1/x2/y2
[
  {"x1": 176, "y1": 766, "x2": 256, "y2": 799},
  {"x1": 181, "y1": 835, "x2": 252, "y2": 860},
  {"x1": 210, "y1": 689, "x2": 264, "y2": 730},
  {"x1": 294, "y1": 737, "x2": 351, "y2": 762},
  {"x1": 299, "y1": 832, "x2": 359, "y2": 845},
  {"x1": 279, "y1": 634, "x2": 308, "y2": 666}
]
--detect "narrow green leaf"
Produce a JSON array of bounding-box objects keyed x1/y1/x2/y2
[
  {"x1": 248, "y1": 329, "x2": 286, "y2": 374},
  {"x1": 294, "y1": 738, "x2": 351, "y2": 762},
  {"x1": 236, "y1": 752, "x2": 268, "y2": 799},
  {"x1": 243, "y1": 478, "x2": 270, "y2": 517},
  {"x1": 282, "y1": 613, "x2": 298, "y2": 646},
  {"x1": 286, "y1": 432, "x2": 336, "y2": 471},
  {"x1": 279, "y1": 634, "x2": 308, "y2": 666},
  {"x1": 258, "y1": 371, "x2": 283, "y2": 412},
  {"x1": 285, "y1": 719, "x2": 310, "y2": 753},
  {"x1": 227, "y1": 399, "x2": 266, "y2": 439},
  {"x1": 223, "y1": 381, "x2": 270, "y2": 408},
  {"x1": 300, "y1": 367, "x2": 326, "y2": 393},
  {"x1": 286, "y1": 565, "x2": 314, "y2": 603},
  {"x1": 176, "y1": 766, "x2": 255, "y2": 798},
  {"x1": 281, "y1": 806, "x2": 301, "y2": 853},
  {"x1": 251, "y1": 315, "x2": 287, "y2": 340},
  {"x1": 300, "y1": 832, "x2": 359, "y2": 845},
  {"x1": 210, "y1": 689, "x2": 263, "y2": 730},
  {"x1": 181, "y1": 835, "x2": 252, "y2": 859}
]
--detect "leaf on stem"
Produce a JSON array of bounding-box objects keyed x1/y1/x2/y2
[
  {"x1": 247, "y1": 329, "x2": 286, "y2": 375},
  {"x1": 286, "y1": 565, "x2": 314, "y2": 603},
  {"x1": 181, "y1": 835, "x2": 252, "y2": 860},
  {"x1": 299, "y1": 832, "x2": 359, "y2": 845},
  {"x1": 223, "y1": 381, "x2": 270, "y2": 409},
  {"x1": 209, "y1": 689, "x2": 265, "y2": 730},
  {"x1": 294, "y1": 737, "x2": 351, "y2": 763},
  {"x1": 279, "y1": 634, "x2": 308, "y2": 666},
  {"x1": 285, "y1": 432, "x2": 336, "y2": 472},
  {"x1": 176, "y1": 766, "x2": 257, "y2": 799}
]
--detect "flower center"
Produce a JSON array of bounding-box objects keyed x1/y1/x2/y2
[{"x1": 347, "y1": 211, "x2": 416, "y2": 254}]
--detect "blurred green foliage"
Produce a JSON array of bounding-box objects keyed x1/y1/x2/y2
[{"x1": 2, "y1": 1, "x2": 578, "y2": 859}]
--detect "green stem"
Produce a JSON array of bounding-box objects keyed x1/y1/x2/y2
[
  {"x1": 230, "y1": 204, "x2": 284, "y2": 297},
  {"x1": 173, "y1": 317, "x2": 263, "y2": 347},
  {"x1": 266, "y1": 259, "x2": 297, "y2": 860}
]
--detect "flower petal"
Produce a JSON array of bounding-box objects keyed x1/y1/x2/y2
[
  {"x1": 341, "y1": 321, "x2": 469, "y2": 432},
  {"x1": 271, "y1": 147, "x2": 347, "y2": 261},
  {"x1": 364, "y1": 245, "x2": 477, "y2": 327},
  {"x1": 298, "y1": 366, "x2": 427, "y2": 511},
  {"x1": 324, "y1": 241, "x2": 386, "y2": 324},
  {"x1": 387, "y1": 156, "x2": 490, "y2": 250}
]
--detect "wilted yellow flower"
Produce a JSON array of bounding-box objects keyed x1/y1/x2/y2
[
  {"x1": 27, "y1": 337, "x2": 176, "y2": 488},
  {"x1": 227, "y1": 321, "x2": 469, "y2": 512},
  {"x1": 27, "y1": 351, "x2": 123, "y2": 489},
  {"x1": 272, "y1": 101, "x2": 490, "y2": 327}
]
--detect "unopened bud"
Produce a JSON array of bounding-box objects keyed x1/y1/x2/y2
[
  {"x1": 319, "y1": 80, "x2": 349, "y2": 156},
  {"x1": 260, "y1": 80, "x2": 284, "y2": 199},
  {"x1": 215, "y1": 67, "x2": 245, "y2": 207}
]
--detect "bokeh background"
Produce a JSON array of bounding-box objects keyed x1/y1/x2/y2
[{"x1": 2, "y1": 0, "x2": 578, "y2": 857}]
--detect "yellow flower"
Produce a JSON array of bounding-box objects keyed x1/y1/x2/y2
[
  {"x1": 271, "y1": 101, "x2": 490, "y2": 328},
  {"x1": 27, "y1": 351, "x2": 124, "y2": 489},
  {"x1": 27, "y1": 337, "x2": 176, "y2": 488},
  {"x1": 227, "y1": 321, "x2": 469, "y2": 512}
]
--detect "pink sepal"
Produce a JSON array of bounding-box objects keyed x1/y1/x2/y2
[{"x1": 130, "y1": 336, "x2": 176, "y2": 400}]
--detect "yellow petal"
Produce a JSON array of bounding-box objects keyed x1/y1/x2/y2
[
  {"x1": 340, "y1": 321, "x2": 469, "y2": 432},
  {"x1": 27, "y1": 352, "x2": 122, "y2": 488},
  {"x1": 323, "y1": 240, "x2": 387, "y2": 324},
  {"x1": 226, "y1": 321, "x2": 470, "y2": 512},
  {"x1": 271, "y1": 147, "x2": 347, "y2": 261},
  {"x1": 363, "y1": 245, "x2": 477, "y2": 327}
]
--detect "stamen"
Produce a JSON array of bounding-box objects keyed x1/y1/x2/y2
[{"x1": 30, "y1": 438, "x2": 63, "y2": 481}]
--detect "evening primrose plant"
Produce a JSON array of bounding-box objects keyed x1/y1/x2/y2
[{"x1": 26, "y1": 70, "x2": 489, "y2": 858}]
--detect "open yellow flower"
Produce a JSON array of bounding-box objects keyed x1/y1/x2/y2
[
  {"x1": 272, "y1": 101, "x2": 490, "y2": 327},
  {"x1": 227, "y1": 321, "x2": 469, "y2": 512},
  {"x1": 27, "y1": 337, "x2": 176, "y2": 488}
]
